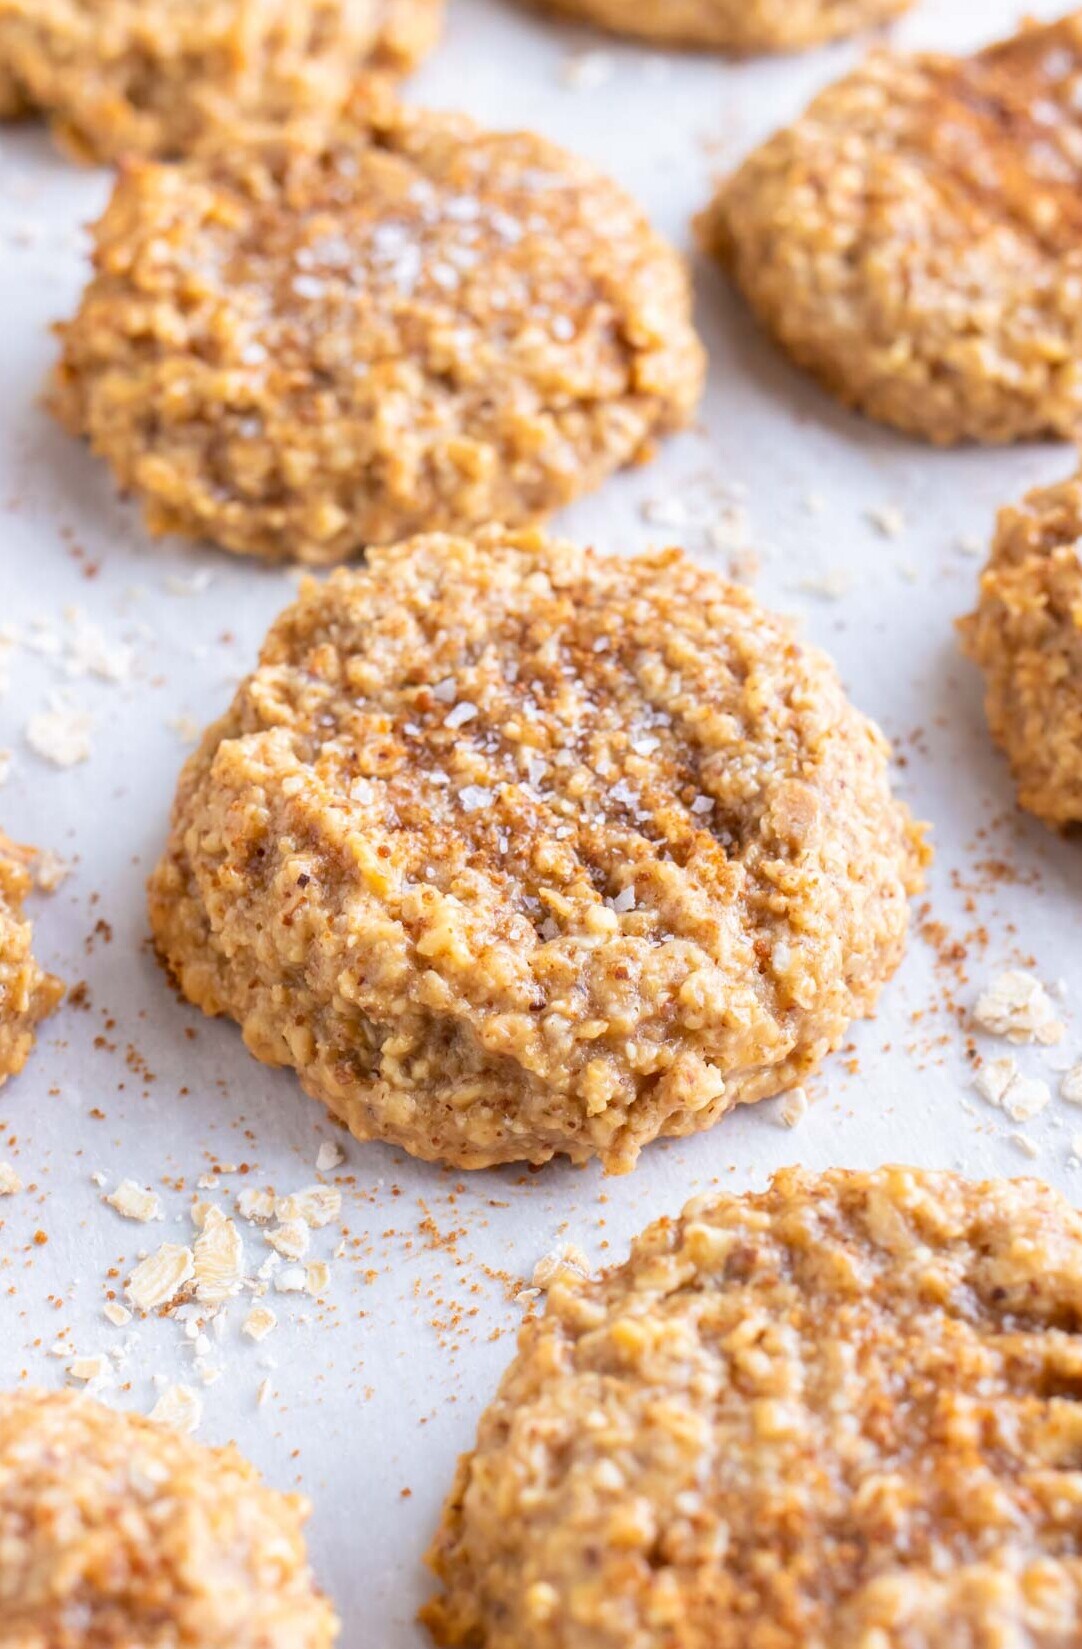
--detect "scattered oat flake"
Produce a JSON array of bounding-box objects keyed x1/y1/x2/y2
[
  {"x1": 257, "y1": 1377, "x2": 273, "y2": 1407},
  {"x1": 65, "y1": 616, "x2": 133, "y2": 682},
  {"x1": 1009, "y1": 1132, "x2": 1041, "y2": 1159},
  {"x1": 236, "y1": 1186, "x2": 276, "y2": 1223},
  {"x1": 973, "y1": 1057, "x2": 1050, "y2": 1122},
  {"x1": 242, "y1": 1304, "x2": 278, "y2": 1342},
  {"x1": 1061, "y1": 1065, "x2": 1082, "y2": 1105},
  {"x1": 866, "y1": 504, "x2": 906, "y2": 538},
  {"x1": 126, "y1": 1243, "x2": 195, "y2": 1313},
  {"x1": 274, "y1": 1265, "x2": 308, "y2": 1294},
  {"x1": 33, "y1": 849, "x2": 69, "y2": 892},
  {"x1": 275, "y1": 1185, "x2": 341, "y2": 1228},
  {"x1": 106, "y1": 1179, "x2": 163, "y2": 1223},
  {"x1": 797, "y1": 568, "x2": 853, "y2": 601},
  {"x1": 532, "y1": 1244, "x2": 591, "y2": 1291},
  {"x1": 0, "y1": 1162, "x2": 22, "y2": 1195},
  {"x1": 316, "y1": 1141, "x2": 344, "y2": 1172},
  {"x1": 306, "y1": 1261, "x2": 331, "y2": 1297},
  {"x1": 165, "y1": 569, "x2": 214, "y2": 597},
  {"x1": 778, "y1": 1087, "x2": 808, "y2": 1128},
  {"x1": 973, "y1": 970, "x2": 1064, "y2": 1045},
  {"x1": 67, "y1": 1354, "x2": 110, "y2": 1384},
  {"x1": 149, "y1": 1384, "x2": 202, "y2": 1434},
  {"x1": 265, "y1": 1219, "x2": 309, "y2": 1260},
  {"x1": 562, "y1": 48, "x2": 613, "y2": 89},
  {"x1": 169, "y1": 714, "x2": 201, "y2": 744},
  {"x1": 103, "y1": 1302, "x2": 131, "y2": 1327},
  {"x1": 193, "y1": 1206, "x2": 245, "y2": 1304},
  {"x1": 25, "y1": 698, "x2": 93, "y2": 767}
]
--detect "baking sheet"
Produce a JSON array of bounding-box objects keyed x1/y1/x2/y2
[{"x1": 1, "y1": 0, "x2": 1080, "y2": 1638}]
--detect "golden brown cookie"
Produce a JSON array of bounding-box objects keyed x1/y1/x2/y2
[
  {"x1": 425, "y1": 1164, "x2": 1082, "y2": 1649},
  {"x1": 0, "y1": 1388, "x2": 338, "y2": 1648},
  {"x1": 0, "y1": 0, "x2": 441, "y2": 162},
  {"x1": 700, "y1": 14, "x2": 1082, "y2": 445},
  {"x1": 959, "y1": 467, "x2": 1082, "y2": 830},
  {"x1": 540, "y1": 0, "x2": 910, "y2": 54},
  {"x1": 0, "y1": 834, "x2": 62, "y2": 1087},
  {"x1": 52, "y1": 94, "x2": 703, "y2": 565},
  {"x1": 147, "y1": 528, "x2": 926, "y2": 1172}
]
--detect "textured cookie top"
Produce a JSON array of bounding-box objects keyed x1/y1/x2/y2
[
  {"x1": 0, "y1": 1389, "x2": 338, "y2": 1648},
  {"x1": 960, "y1": 468, "x2": 1082, "y2": 829},
  {"x1": 540, "y1": 0, "x2": 911, "y2": 54},
  {"x1": 425, "y1": 1165, "x2": 1082, "y2": 1649},
  {"x1": 0, "y1": 834, "x2": 62, "y2": 1086},
  {"x1": 0, "y1": 0, "x2": 441, "y2": 162},
  {"x1": 702, "y1": 13, "x2": 1082, "y2": 444},
  {"x1": 149, "y1": 529, "x2": 924, "y2": 1170},
  {"x1": 52, "y1": 94, "x2": 703, "y2": 563}
]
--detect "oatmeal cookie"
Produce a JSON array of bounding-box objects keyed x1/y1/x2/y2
[
  {"x1": 147, "y1": 528, "x2": 926, "y2": 1172},
  {"x1": 425, "y1": 1164, "x2": 1082, "y2": 1649},
  {"x1": 959, "y1": 467, "x2": 1082, "y2": 830},
  {"x1": 540, "y1": 0, "x2": 910, "y2": 54},
  {"x1": 0, "y1": 0, "x2": 441, "y2": 163},
  {"x1": 51, "y1": 94, "x2": 702, "y2": 565},
  {"x1": 700, "y1": 13, "x2": 1082, "y2": 445},
  {"x1": 0, "y1": 834, "x2": 62, "y2": 1086},
  {"x1": 0, "y1": 1388, "x2": 338, "y2": 1648}
]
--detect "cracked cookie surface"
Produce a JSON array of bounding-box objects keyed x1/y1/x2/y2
[
  {"x1": 425, "y1": 1164, "x2": 1082, "y2": 1649},
  {"x1": 540, "y1": 0, "x2": 910, "y2": 54},
  {"x1": 960, "y1": 467, "x2": 1082, "y2": 830},
  {"x1": 0, "y1": 834, "x2": 62, "y2": 1087},
  {"x1": 0, "y1": 0, "x2": 441, "y2": 162},
  {"x1": 701, "y1": 13, "x2": 1082, "y2": 444},
  {"x1": 52, "y1": 92, "x2": 703, "y2": 564},
  {"x1": 0, "y1": 1388, "x2": 338, "y2": 1648},
  {"x1": 148, "y1": 528, "x2": 925, "y2": 1171}
]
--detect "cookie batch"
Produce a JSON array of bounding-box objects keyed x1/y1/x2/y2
[{"x1": 3, "y1": 1, "x2": 1082, "y2": 1645}]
